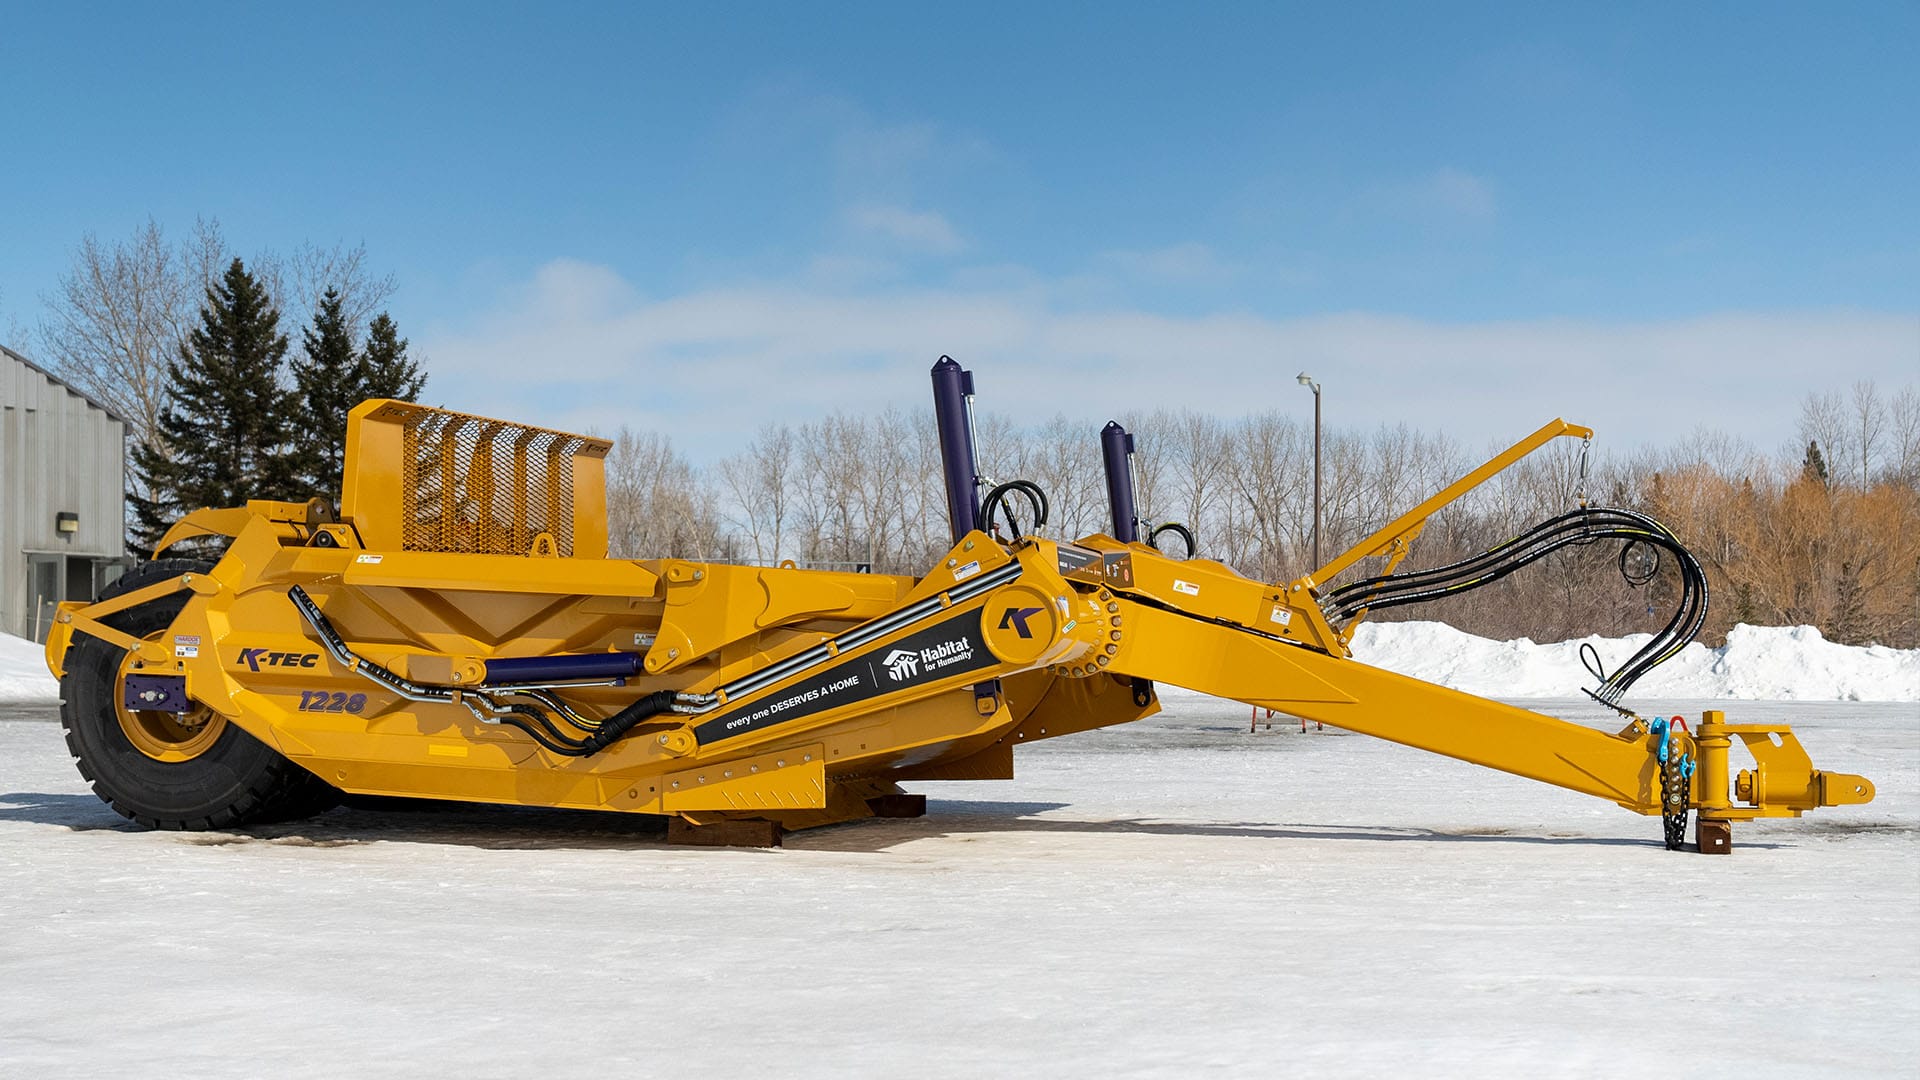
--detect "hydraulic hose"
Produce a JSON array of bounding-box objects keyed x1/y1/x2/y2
[
  {"x1": 1325, "y1": 507, "x2": 1708, "y2": 706},
  {"x1": 288, "y1": 585, "x2": 681, "y2": 757},
  {"x1": 980, "y1": 479, "x2": 1050, "y2": 539}
]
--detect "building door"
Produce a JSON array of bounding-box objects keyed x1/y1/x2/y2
[
  {"x1": 20, "y1": 553, "x2": 124, "y2": 643},
  {"x1": 26, "y1": 554, "x2": 60, "y2": 643}
]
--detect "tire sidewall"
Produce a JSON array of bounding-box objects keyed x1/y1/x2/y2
[{"x1": 60, "y1": 559, "x2": 296, "y2": 828}]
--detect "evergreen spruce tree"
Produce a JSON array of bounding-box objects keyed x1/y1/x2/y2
[
  {"x1": 1831, "y1": 560, "x2": 1867, "y2": 645},
  {"x1": 288, "y1": 288, "x2": 362, "y2": 498},
  {"x1": 289, "y1": 300, "x2": 426, "y2": 504},
  {"x1": 360, "y1": 312, "x2": 425, "y2": 401},
  {"x1": 1801, "y1": 439, "x2": 1830, "y2": 486},
  {"x1": 130, "y1": 259, "x2": 301, "y2": 555}
]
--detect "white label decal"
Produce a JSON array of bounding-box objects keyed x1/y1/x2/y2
[
  {"x1": 1270, "y1": 606, "x2": 1293, "y2": 626},
  {"x1": 1173, "y1": 579, "x2": 1200, "y2": 596},
  {"x1": 355, "y1": 554, "x2": 384, "y2": 564},
  {"x1": 174, "y1": 645, "x2": 199, "y2": 658},
  {"x1": 882, "y1": 648, "x2": 921, "y2": 681},
  {"x1": 173, "y1": 635, "x2": 201, "y2": 645},
  {"x1": 953, "y1": 560, "x2": 981, "y2": 582}
]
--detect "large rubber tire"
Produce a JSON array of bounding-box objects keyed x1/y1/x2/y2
[{"x1": 59, "y1": 558, "x2": 338, "y2": 830}]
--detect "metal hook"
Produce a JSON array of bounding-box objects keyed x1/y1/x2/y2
[{"x1": 1574, "y1": 436, "x2": 1592, "y2": 508}]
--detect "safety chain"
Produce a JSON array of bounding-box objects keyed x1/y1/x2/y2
[
  {"x1": 1650, "y1": 716, "x2": 1695, "y2": 851},
  {"x1": 1573, "y1": 436, "x2": 1592, "y2": 509},
  {"x1": 1660, "y1": 752, "x2": 1690, "y2": 851}
]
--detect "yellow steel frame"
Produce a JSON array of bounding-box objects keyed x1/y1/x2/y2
[{"x1": 43, "y1": 400, "x2": 1874, "y2": 846}]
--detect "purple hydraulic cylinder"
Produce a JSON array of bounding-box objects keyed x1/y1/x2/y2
[
  {"x1": 931, "y1": 356, "x2": 982, "y2": 541},
  {"x1": 482, "y1": 652, "x2": 644, "y2": 684},
  {"x1": 1101, "y1": 421, "x2": 1139, "y2": 543}
]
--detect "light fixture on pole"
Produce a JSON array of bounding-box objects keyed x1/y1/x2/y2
[{"x1": 1296, "y1": 372, "x2": 1322, "y2": 571}]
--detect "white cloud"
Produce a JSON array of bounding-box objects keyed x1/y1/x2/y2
[
  {"x1": 421, "y1": 259, "x2": 1919, "y2": 465},
  {"x1": 845, "y1": 205, "x2": 968, "y2": 254},
  {"x1": 1096, "y1": 243, "x2": 1236, "y2": 283},
  {"x1": 1363, "y1": 167, "x2": 1499, "y2": 226},
  {"x1": 511, "y1": 258, "x2": 641, "y2": 319},
  {"x1": 1424, "y1": 168, "x2": 1498, "y2": 222}
]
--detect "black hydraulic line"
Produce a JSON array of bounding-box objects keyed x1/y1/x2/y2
[
  {"x1": 1409, "y1": 513, "x2": 1702, "y2": 704},
  {"x1": 495, "y1": 717, "x2": 578, "y2": 756},
  {"x1": 494, "y1": 701, "x2": 582, "y2": 747},
  {"x1": 1618, "y1": 541, "x2": 1659, "y2": 587},
  {"x1": 980, "y1": 479, "x2": 1049, "y2": 539},
  {"x1": 1322, "y1": 508, "x2": 1708, "y2": 706},
  {"x1": 575, "y1": 690, "x2": 681, "y2": 754},
  {"x1": 290, "y1": 585, "x2": 453, "y2": 703},
  {"x1": 1328, "y1": 511, "x2": 1704, "y2": 645},
  {"x1": 288, "y1": 585, "x2": 680, "y2": 757},
  {"x1": 1333, "y1": 520, "x2": 1674, "y2": 616},
  {"x1": 511, "y1": 686, "x2": 604, "y2": 731},
  {"x1": 485, "y1": 691, "x2": 678, "y2": 756},
  {"x1": 1330, "y1": 510, "x2": 1690, "y2": 615},
  {"x1": 493, "y1": 706, "x2": 590, "y2": 755},
  {"x1": 462, "y1": 689, "x2": 681, "y2": 757},
  {"x1": 1331, "y1": 509, "x2": 1657, "y2": 606},
  {"x1": 1148, "y1": 522, "x2": 1196, "y2": 558}
]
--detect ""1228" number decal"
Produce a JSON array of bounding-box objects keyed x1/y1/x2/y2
[{"x1": 297, "y1": 690, "x2": 368, "y2": 714}]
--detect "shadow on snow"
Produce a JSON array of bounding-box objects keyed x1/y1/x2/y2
[{"x1": 0, "y1": 790, "x2": 1765, "y2": 854}]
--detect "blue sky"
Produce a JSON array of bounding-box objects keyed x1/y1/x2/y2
[{"x1": 3, "y1": 3, "x2": 1915, "y2": 460}]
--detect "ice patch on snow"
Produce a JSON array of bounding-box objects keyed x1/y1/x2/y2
[{"x1": 0, "y1": 631, "x2": 57, "y2": 703}]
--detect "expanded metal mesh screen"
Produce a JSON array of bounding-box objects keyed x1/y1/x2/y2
[{"x1": 399, "y1": 408, "x2": 594, "y2": 557}]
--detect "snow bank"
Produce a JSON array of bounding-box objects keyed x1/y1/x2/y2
[
  {"x1": 0, "y1": 631, "x2": 57, "y2": 704},
  {"x1": 1352, "y1": 621, "x2": 1920, "y2": 702}
]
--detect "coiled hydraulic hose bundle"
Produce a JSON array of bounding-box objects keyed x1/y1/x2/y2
[{"x1": 1324, "y1": 507, "x2": 1708, "y2": 707}]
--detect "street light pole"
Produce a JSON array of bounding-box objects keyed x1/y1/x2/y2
[{"x1": 1296, "y1": 372, "x2": 1322, "y2": 571}]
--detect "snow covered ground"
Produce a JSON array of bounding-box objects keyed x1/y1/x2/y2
[
  {"x1": 0, "y1": 631, "x2": 55, "y2": 703},
  {"x1": 2, "y1": 693, "x2": 1914, "y2": 1078},
  {"x1": 1351, "y1": 621, "x2": 1920, "y2": 702}
]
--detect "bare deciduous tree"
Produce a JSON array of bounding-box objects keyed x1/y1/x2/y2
[
  {"x1": 1, "y1": 286, "x2": 31, "y2": 346},
  {"x1": 603, "y1": 425, "x2": 721, "y2": 560},
  {"x1": 35, "y1": 219, "x2": 193, "y2": 455},
  {"x1": 607, "y1": 378, "x2": 1920, "y2": 646},
  {"x1": 1226, "y1": 411, "x2": 1308, "y2": 579},
  {"x1": 1850, "y1": 379, "x2": 1886, "y2": 488},
  {"x1": 1164, "y1": 411, "x2": 1232, "y2": 559},
  {"x1": 1888, "y1": 385, "x2": 1920, "y2": 488},
  {"x1": 35, "y1": 217, "x2": 399, "y2": 466},
  {"x1": 1797, "y1": 389, "x2": 1851, "y2": 488},
  {"x1": 717, "y1": 423, "x2": 795, "y2": 564},
  {"x1": 254, "y1": 239, "x2": 398, "y2": 347}
]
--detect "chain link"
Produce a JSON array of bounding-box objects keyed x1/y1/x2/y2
[
  {"x1": 1660, "y1": 751, "x2": 1690, "y2": 851},
  {"x1": 1574, "y1": 436, "x2": 1592, "y2": 508},
  {"x1": 1648, "y1": 715, "x2": 1692, "y2": 851}
]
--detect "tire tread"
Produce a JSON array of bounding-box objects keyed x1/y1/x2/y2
[{"x1": 58, "y1": 558, "x2": 338, "y2": 830}]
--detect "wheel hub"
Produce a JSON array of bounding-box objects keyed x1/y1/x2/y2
[{"x1": 114, "y1": 664, "x2": 225, "y2": 762}]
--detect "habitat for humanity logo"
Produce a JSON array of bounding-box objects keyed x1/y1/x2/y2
[
  {"x1": 882, "y1": 636, "x2": 977, "y2": 682},
  {"x1": 882, "y1": 649, "x2": 920, "y2": 681}
]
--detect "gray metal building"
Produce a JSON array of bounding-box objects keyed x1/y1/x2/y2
[{"x1": 1, "y1": 343, "x2": 128, "y2": 642}]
